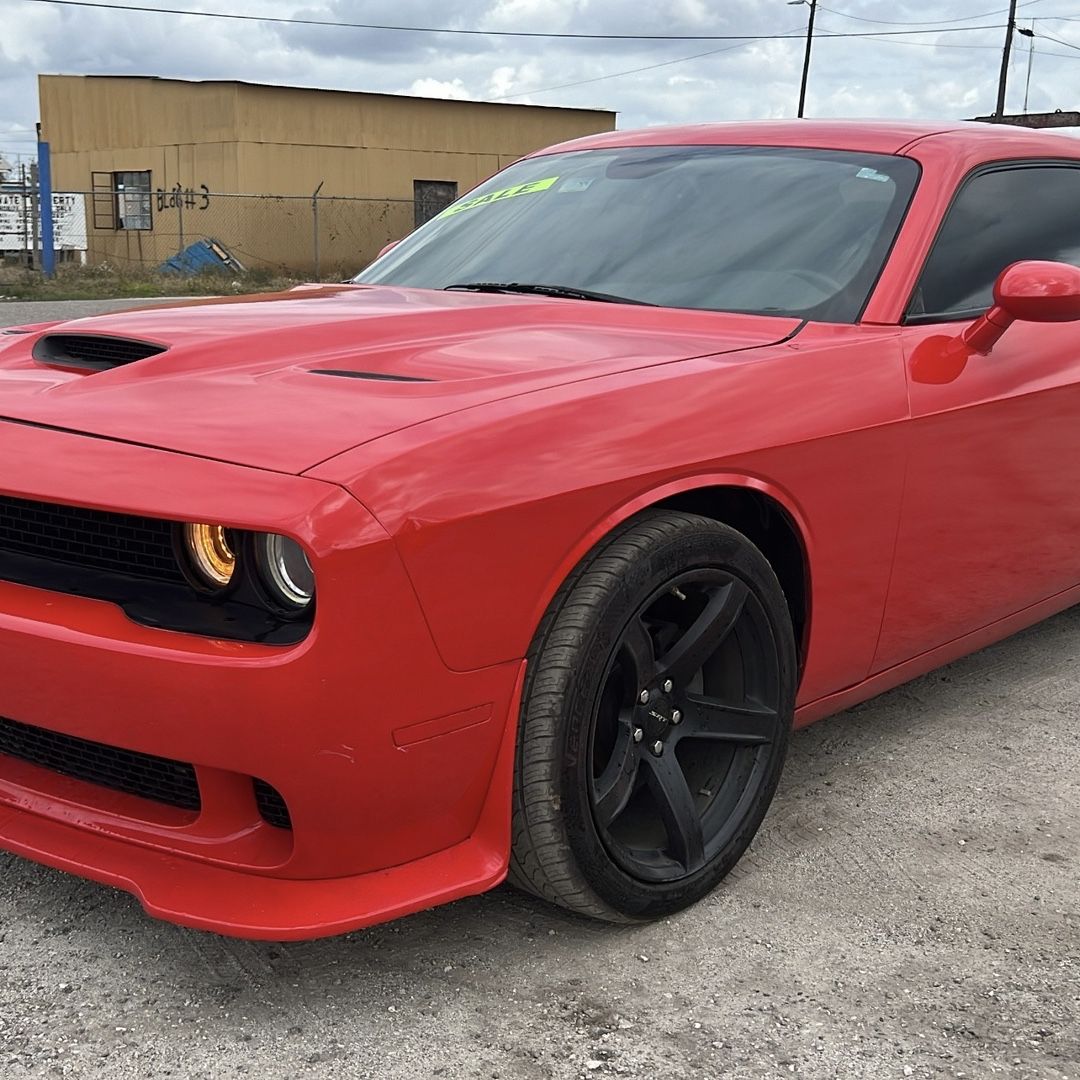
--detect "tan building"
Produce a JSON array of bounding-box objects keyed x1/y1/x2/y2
[{"x1": 38, "y1": 74, "x2": 615, "y2": 275}]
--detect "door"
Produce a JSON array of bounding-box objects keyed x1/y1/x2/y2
[
  {"x1": 413, "y1": 180, "x2": 458, "y2": 229},
  {"x1": 873, "y1": 162, "x2": 1080, "y2": 670}
]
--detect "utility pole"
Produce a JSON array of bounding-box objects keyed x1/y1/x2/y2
[
  {"x1": 1019, "y1": 22, "x2": 1036, "y2": 113},
  {"x1": 788, "y1": 0, "x2": 817, "y2": 118},
  {"x1": 994, "y1": 0, "x2": 1018, "y2": 119}
]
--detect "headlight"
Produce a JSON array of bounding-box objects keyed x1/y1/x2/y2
[
  {"x1": 182, "y1": 523, "x2": 237, "y2": 590},
  {"x1": 254, "y1": 533, "x2": 315, "y2": 611},
  {"x1": 177, "y1": 524, "x2": 314, "y2": 618}
]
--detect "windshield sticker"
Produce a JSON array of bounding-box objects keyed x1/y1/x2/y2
[
  {"x1": 855, "y1": 167, "x2": 892, "y2": 183},
  {"x1": 558, "y1": 177, "x2": 595, "y2": 193},
  {"x1": 439, "y1": 176, "x2": 559, "y2": 217}
]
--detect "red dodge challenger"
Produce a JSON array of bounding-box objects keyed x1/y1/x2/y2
[{"x1": 1, "y1": 120, "x2": 1079, "y2": 939}]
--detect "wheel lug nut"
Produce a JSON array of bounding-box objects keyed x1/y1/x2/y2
[
  {"x1": 639, "y1": 689, "x2": 650, "y2": 704},
  {"x1": 651, "y1": 741, "x2": 664, "y2": 756},
  {"x1": 662, "y1": 679, "x2": 673, "y2": 693},
  {"x1": 633, "y1": 727, "x2": 644, "y2": 743},
  {"x1": 671, "y1": 709, "x2": 682, "y2": 724}
]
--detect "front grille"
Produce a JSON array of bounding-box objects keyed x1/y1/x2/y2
[
  {"x1": 254, "y1": 778, "x2": 292, "y2": 829},
  {"x1": 0, "y1": 494, "x2": 185, "y2": 584},
  {"x1": 0, "y1": 715, "x2": 201, "y2": 812},
  {"x1": 33, "y1": 333, "x2": 166, "y2": 371}
]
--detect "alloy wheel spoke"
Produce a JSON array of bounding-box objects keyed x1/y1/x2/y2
[
  {"x1": 620, "y1": 614, "x2": 658, "y2": 689},
  {"x1": 656, "y1": 578, "x2": 748, "y2": 685},
  {"x1": 678, "y1": 692, "x2": 775, "y2": 745},
  {"x1": 592, "y1": 713, "x2": 642, "y2": 828},
  {"x1": 642, "y1": 749, "x2": 705, "y2": 873}
]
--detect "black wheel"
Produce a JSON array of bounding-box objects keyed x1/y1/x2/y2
[{"x1": 509, "y1": 509, "x2": 796, "y2": 921}]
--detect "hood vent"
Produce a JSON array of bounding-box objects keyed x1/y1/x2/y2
[
  {"x1": 308, "y1": 368, "x2": 434, "y2": 383},
  {"x1": 33, "y1": 333, "x2": 167, "y2": 372}
]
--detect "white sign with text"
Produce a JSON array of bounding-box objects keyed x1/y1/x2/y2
[{"x1": 0, "y1": 192, "x2": 87, "y2": 251}]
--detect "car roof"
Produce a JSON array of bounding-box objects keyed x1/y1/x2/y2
[{"x1": 530, "y1": 119, "x2": 1080, "y2": 161}]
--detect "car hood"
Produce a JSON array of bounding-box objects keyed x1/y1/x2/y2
[{"x1": 0, "y1": 285, "x2": 801, "y2": 474}]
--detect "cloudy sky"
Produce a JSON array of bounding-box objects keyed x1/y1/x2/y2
[{"x1": 1, "y1": 0, "x2": 1078, "y2": 167}]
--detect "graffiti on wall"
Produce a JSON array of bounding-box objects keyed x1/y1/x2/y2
[{"x1": 155, "y1": 183, "x2": 211, "y2": 212}]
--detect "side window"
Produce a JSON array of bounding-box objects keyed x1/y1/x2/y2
[
  {"x1": 909, "y1": 165, "x2": 1080, "y2": 321},
  {"x1": 413, "y1": 179, "x2": 458, "y2": 228}
]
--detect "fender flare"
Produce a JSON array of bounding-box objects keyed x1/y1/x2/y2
[{"x1": 520, "y1": 470, "x2": 814, "y2": 661}]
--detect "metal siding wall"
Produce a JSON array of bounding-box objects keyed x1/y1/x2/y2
[{"x1": 36, "y1": 75, "x2": 615, "y2": 272}]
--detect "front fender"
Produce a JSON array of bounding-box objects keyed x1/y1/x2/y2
[{"x1": 307, "y1": 334, "x2": 908, "y2": 702}]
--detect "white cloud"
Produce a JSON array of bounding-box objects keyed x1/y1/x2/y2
[{"x1": 407, "y1": 76, "x2": 473, "y2": 98}]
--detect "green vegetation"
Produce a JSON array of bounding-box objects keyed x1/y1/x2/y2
[{"x1": 0, "y1": 264, "x2": 303, "y2": 301}]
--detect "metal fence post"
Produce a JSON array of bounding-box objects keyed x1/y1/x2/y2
[
  {"x1": 36, "y1": 139, "x2": 55, "y2": 277},
  {"x1": 29, "y1": 162, "x2": 40, "y2": 271},
  {"x1": 177, "y1": 192, "x2": 184, "y2": 257},
  {"x1": 19, "y1": 164, "x2": 30, "y2": 268},
  {"x1": 311, "y1": 180, "x2": 324, "y2": 281}
]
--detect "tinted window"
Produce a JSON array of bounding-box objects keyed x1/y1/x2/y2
[
  {"x1": 910, "y1": 164, "x2": 1080, "y2": 321},
  {"x1": 358, "y1": 146, "x2": 919, "y2": 323}
]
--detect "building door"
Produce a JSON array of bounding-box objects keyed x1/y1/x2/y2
[{"x1": 414, "y1": 180, "x2": 458, "y2": 228}]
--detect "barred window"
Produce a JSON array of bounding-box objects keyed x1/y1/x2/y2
[
  {"x1": 115, "y1": 171, "x2": 152, "y2": 231},
  {"x1": 92, "y1": 170, "x2": 152, "y2": 231}
]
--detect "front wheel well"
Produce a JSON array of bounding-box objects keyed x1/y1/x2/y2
[{"x1": 653, "y1": 486, "x2": 810, "y2": 675}]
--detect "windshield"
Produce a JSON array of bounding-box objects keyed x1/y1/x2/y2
[{"x1": 356, "y1": 145, "x2": 919, "y2": 322}]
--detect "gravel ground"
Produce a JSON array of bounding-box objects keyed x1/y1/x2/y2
[{"x1": 0, "y1": 301, "x2": 1077, "y2": 1080}]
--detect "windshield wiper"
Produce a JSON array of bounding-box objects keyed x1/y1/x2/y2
[{"x1": 444, "y1": 282, "x2": 654, "y2": 306}]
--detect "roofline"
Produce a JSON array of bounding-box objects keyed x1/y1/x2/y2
[
  {"x1": 525, "y1": 117, "x2": 1079, "y2": 159},
  {"x1": 36, "y1": 74, "x2": 617, "y2": 116}
]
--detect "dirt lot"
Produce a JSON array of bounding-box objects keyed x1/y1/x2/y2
[{"x1": 0, "y1": 300, "x2": 1076, "y2": 1079}]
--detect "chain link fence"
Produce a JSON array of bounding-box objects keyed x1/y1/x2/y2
[{"x1": 2, "y1": 187, "x2": 421, "y2": 280}]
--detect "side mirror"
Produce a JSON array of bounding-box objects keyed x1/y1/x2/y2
[
  {"x1": 963, "y1": 260, "x2": 1080, "y2": 354},
  {"x1": 376, "y1": 239, "x2": 400, "y2": 260}
]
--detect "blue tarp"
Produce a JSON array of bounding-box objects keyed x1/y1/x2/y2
[{"x1": 159, "y1": 238, "x2": 245, "y2": 276}]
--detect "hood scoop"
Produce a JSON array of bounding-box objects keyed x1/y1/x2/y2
[{"x1": 33, "y1": 333, "x2": 168, "y2": 372}]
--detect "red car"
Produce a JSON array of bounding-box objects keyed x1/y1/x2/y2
[{"x1": 1, "y1": 119, "x2": 1079, "y2": 939}]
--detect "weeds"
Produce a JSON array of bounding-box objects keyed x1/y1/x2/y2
[{"x1": 0, "y1": 264, "x2": 303, "y2": 301}]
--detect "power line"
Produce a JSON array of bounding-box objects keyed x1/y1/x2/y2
[
  {"x1": 820, "y1": 3, "x2": 1080, "y2": 26},
  {"x1": 813, "y1": 21, "x2": 1045, "y2": 40},
  {"x1": 815, "y1": 1, "x2": 1043, "y2": 27},
  {"x1": 1038, "y1": 27, "x2": 1080, "y2": 46},
  {"x1": 489, "y1": 29, "x2": 805, "y2": 101},
  {"x1": 15, "y1": 0, "x2": 1004, "y2": 41},
  {"x1": 851, "y1": 32, "x2": 1080, "y2": 57},
  {"x1": 814, "y1": 15, "x2": 1080, "y2": 59},
  {"x1": 821, "y1": 32, "x2": 1001, "y2": 49},
  {"x1": 815, "y1": 25, "x2": 1005, "y2": 38}
]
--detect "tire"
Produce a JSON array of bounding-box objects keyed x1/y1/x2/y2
[{"x1": 508, "y1": 509, "x2": 796, "y2": 922}]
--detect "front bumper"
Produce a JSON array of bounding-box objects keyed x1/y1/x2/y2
[{"x1": 0, "y1": 421, "x2": 523, "y2": 937}]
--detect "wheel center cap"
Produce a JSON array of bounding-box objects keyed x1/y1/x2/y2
[{"x1": 638, "y1": 689, "x2": 678, "y2": 741}]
